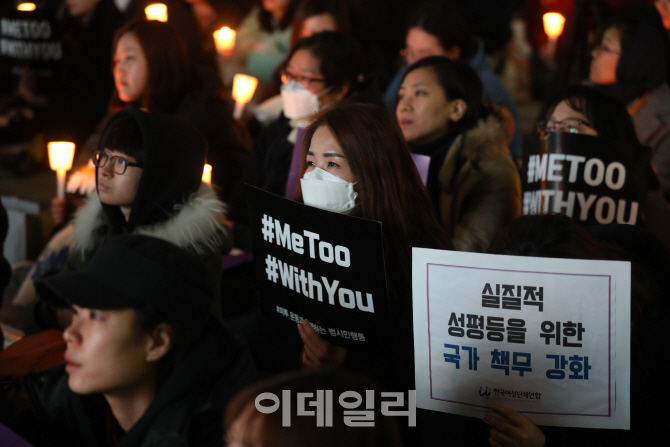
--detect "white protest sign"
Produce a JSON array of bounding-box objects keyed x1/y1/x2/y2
[{"x1": 413, "y1": 248, "x2": 630, "y2": 429}]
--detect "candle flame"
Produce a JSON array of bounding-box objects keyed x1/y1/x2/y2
[
  {"x1": 543, "y1": 12, "x2": 565, "y2": 40},
  {"x1": 145, "y1": 4, "x2": 168, "y2": 22},
  {"x1": 17, "y1": 3, "x2": 36, "y2": 11}
]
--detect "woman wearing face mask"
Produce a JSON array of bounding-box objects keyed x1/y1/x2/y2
[
  {"x1": 397, "y1": 56, "x2": 521, "y2": 253},
  {"x1": 228, "y1": 31, "x2": 377, "y2": 225},
  {"x1": 590, "y1": 16, "x2": 670, "y2": 202},
  {"x1": 294, "y1": 103, "x2": 450, "y2": 394}
]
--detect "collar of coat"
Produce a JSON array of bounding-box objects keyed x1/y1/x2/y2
[
  {"x1": 440, "y1": 113, "x2": 511, "y2": 193},
  {"x1": 72, "y1": 183, "x2": 227, "y2": 257}
]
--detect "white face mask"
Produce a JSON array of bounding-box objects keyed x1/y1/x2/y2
[
  {"x1": 281, "y1": 80, "x2": 329, "y2": 120},
  {"x1": 301, "y1": 168, "x2": 358, "y2": 215}
]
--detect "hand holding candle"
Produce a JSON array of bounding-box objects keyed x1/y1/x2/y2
[
  {"x1": 213, "y1": 27, "x2": 236, "y2": 56},
  {"x1": 145, "y1": 3, "x2": 168, "y2": 22},
  {"x1": 232, "y1": 74, "x2": 258, "y2": 120},
  {"x1": 48, "y1": 142, "x2": 75, "y2": 200}
]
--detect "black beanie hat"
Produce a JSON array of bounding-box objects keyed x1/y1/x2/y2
[{"x1": 35, "y1": 234, "x2": 213, "y2": 329}]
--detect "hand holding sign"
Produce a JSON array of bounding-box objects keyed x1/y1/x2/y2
[
  {"x1": 299, "y1": 320, "x2": 348, "y2": 369},
  {"x1": 484, "y1": 405, "x2": 546, "y2": 447}
]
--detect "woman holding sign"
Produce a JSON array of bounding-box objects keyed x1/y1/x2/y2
[
  {"x1": 294, "y1": 103, "x2": 449, "y2": 393},
  {"x1": 396, "y1": 56, "x2": 522, "y2": 252},
  {"x1": 539, "y1": 85, "x2": 670, "y2": 251}
]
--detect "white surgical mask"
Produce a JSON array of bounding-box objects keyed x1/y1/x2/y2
[
  {"x1": 301, "y1": 168, "x2": 357, "y2": 214},
  {"x1": 281, "y1": 80, "x2": 330, "y2": 120}
]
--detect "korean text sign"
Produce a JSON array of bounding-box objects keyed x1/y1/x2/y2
[
  {"x1": 523, "y1": 132, "x2": 650, "y2": 226},
  {"x1": 247, "y1": 185, "x2": 389, "y2": 348},
  {"x1": 413, "y1": 248, "x2": 630, "y2": 429}
]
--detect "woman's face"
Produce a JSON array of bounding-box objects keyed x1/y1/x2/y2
[
  {"x1": 285, "y1": 49, "x2": 343, "y2": 108},
  {"x1": 405, "y1": 27, "x2": 453, "y2": 66},
  {"x1": 113, "y1": 32, "x2": 149, "y2": 103},
  {"x1": 299, "y1": 13, "x2": 338, "y2": 39},
  {"x1": 397, "y1": 66, "x2": 456, "y2": 144},
  {"x1": 590, "y1": 27, "x2": 621, "y2": 85},
  {"x1": 546, "y1": 100, "x2": 598, "y2": 136},
  {"x1": 63, "y1": 306, "x2": 156, "y2": 396},
  {"x1": 305, "y1": 126, "x2": 357, "y2": 183}
]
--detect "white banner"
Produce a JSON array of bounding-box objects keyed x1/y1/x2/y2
[{"x1": 412, "y1": 248, "x2": 630, "y2": 429}]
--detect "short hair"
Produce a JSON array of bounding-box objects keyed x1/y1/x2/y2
[
  {"x1": 284, "y1": 31, "x2": 364, "y2": 96},
  {"x1": 110, "y1": 19, "x2": 192, "y2": 110},
  {"x1": 408, "y1": 1, "x2": 477, "y2": 60},
  {"x1": 290, "y1": 0, "x2": 352, "y2": 44},
  {"x1": 403, "y1": 56, "x2": 484, "y2": 133},
  {"x1": 132, "y1": 303, "x2": 201, "y2": 386},
  {"x1": 98, "y1": 113, "x2": 145, "y2": 164},
  {"x1": 224, "y1": 370, "x2": 403, "y2": 447},
  {"x1": 542, "y1": 84, "x2": 640, "y2": 146}
]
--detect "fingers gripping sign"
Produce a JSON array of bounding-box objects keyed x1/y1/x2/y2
[
  {"x1": 298, "y1": 319, "x2": 348, "y2": 369},
  {"x1": 483, "y1": 405, "x2": 546, "y2": 447}
]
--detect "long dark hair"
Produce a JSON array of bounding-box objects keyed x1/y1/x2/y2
[
  {"x1": 283, "y1": 31, "x2": 363, "y2": 98},
  {"x1": 542, "y1": 84, "x2": 640, "y2": 145},
  {"x1": 289, "y1": 0, "x2": 352, "y2": 45},
  {"x1": 109, "y1": 19, "x2": 192, "y2": 111},
  {"x1": 259, "y1": 0, "x2": 300, "y2": 32},
  {"x1": 408, "y1": 0, "x2": 477, "y2": 60},
  {"x1": 296, "y1": 104, "x2": 450, "y2": 309}
]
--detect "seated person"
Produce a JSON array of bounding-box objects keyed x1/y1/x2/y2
[
  {"x1": 9, "y1": 234, "x2": 256, "y2": 447},
  {"x1": 27, "y1": 108, "x2": 231, "y2": 332},
  {"x1": 397, "y1": 56, "x2": 521, "y2": 252}
]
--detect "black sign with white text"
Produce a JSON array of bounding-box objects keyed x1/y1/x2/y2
[
  {"x1": 247, "y1": 185, "x2": 390, "y2": 348},
  {"x1": 523, "y1": 132, "x2": 651, "y2": 226}
]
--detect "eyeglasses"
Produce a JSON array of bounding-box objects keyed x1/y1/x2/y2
[
  {"x1": 93, "y1": 151, "x2": 143, "y2": 174},
  {"x1": 537, "y1": 118, "x2": 594, "y2": 134},
  {"x1": 280, "y1": 70, "x2": 327, "y2": 89}
]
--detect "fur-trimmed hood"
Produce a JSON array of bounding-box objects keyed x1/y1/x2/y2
[
  {"x1": 72, "y1": 183, "x2": 229, "y2": 257},
  {"x1": 458, "y1": 109, "x2": 514, "y2": 164}
]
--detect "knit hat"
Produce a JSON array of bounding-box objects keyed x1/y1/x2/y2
[{"x1": 35, "y1": 234, "x2": 213, "y2": 329}]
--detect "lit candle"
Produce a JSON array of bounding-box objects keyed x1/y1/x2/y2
[
  {"x1": 145, "y1": 3, "x2": 168, "y2": 22},
  {"x1": 202, "y1": 164, "x2": 212, "y2": 184},
  {"x1": 543, "y1": 12, "x2": 565, "y2": 58},
  {"x1": 48, "y1": 142, "x2": 75, "y2": 200},
  {"x1": 17, "y1": 3, "x2": 36, "y2": 11},
  {"x1": 213, "y1": 27, "x2": 236, "y2": 56},
  {"x1": 232, "y1": 74, "x2": 258, "y2": 120}
]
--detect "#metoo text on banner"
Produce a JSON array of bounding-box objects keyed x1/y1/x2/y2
[{"x1": 247, "y1": 185, "x2": 390, "y2": 348}]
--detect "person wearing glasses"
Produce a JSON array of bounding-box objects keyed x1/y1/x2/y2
[
  {"x1": 25, "y1": 108, "x2": 231, "y2": 333},
  {"x1": 589, "y1": 16, "x2": 670, "y2": 202},
  {"x1": 228, "y1": 31, "x2": 379, "y2": 225},
  {"x1": 538, "y1": 84, "x2": 670, "y2": 251}
]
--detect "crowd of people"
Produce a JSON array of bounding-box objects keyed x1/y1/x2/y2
[{"x1": 0, "y1": 0, "x2": 669, "y2": 446}]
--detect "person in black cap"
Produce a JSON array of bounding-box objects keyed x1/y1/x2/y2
[
  {"x1": 11, "y1": 234, "x2": 255, "y2": 447},
  {"x1": 27, "y1": 107, "x2": 232, "y2": 332}
]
